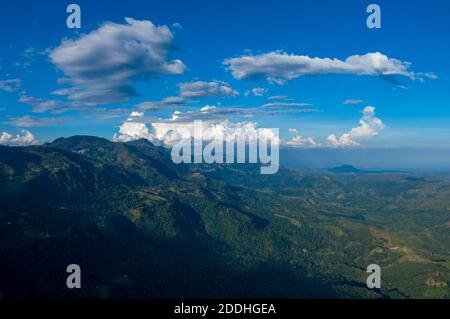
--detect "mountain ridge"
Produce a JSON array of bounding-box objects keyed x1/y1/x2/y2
[{"x1": 0, "y1": 136, "x2": 449, "y2": 299}]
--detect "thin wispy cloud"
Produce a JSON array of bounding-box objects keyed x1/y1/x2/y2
[
  {"x1": 19, "y1": 94, "x2": 66, "y2": 113},
  {"x1": 268, "y1": 95, "x2": 290, "y2": 100},
  {"x1": 8, "y1": 115, "x2": 66, "y2": 127},
  {"x1": 0, "y1": 79, "x2": 21, "y2": 92},
  {"x1": 178, "y1": 80, "x2": 239, "y2": 98},
  {"x1": 262, "y1": 102, "x2": 313, "y2": 108},
  {"x1": 137, "y1": 96, "x2": 187, "y2": 111},
  {"x1": 343, "y1": 99, "x2": 363, "y2": 105}
]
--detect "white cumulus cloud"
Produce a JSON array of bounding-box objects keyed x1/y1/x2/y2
[
  {"x1": 113, "y1": 111, "x2": 279, "y2": 147},
  {"x1": 113, "y1": 116, "x2": 156, "y2": 143},
  {"x1": 130, "y1": 111, "x2": 144, "y2": 117},
  {"x1": 50, "y1": 18, "x2": 186, "y2": 104},
  {"x1": 224, "y1": 51, "x2": 419, "y2": 84},
  {"x1": 0, "y1": 129, "x2": 38, "y2": 146},
  {"x1": 245, "y1": 87, "x2": 268, "y2": 97},
  {"x1": 326, "y1": 106, "x2": 384, "y2": 147},
  {"x1": 285, "y1": 128, "x2": 319, "y2": 147}
]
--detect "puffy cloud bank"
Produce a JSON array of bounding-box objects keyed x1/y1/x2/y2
[
  {"x1": 285, "y1": 129, "x2": 319, "y2": 147},
  {"x1": 115, "y1": 105, "x2": 384, "y2": 149},
  {"x1": 0, "y1": 130, "x2": 38, "y2": 146},
  {"x1": 284, "y1": 106, "x2": 384, "y2": 148},
  {"x1": 113, "y1": 111, "x2": 279, "y2": 147},
  {"x1": 326, "y1": 106, "x2": 384, "y2": 147}
]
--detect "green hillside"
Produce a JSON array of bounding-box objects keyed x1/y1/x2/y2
[{"x1": 0, "y1": 136, "x2": 448, "y2": 298}]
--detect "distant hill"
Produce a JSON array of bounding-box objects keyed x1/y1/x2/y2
[
  {"x1": 328, "y1": 165, "x2": 367, "y2": 174},
  {"x1": 328, "y1": 164, "x2": 407, "y2": 174},
  {"x1": 0, "y1": 136, "x2": 449, "y2": 299}
]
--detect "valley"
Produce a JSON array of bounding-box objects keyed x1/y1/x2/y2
[{"x1": 0, "y1": 136, "x2": 449, "y2": 299}]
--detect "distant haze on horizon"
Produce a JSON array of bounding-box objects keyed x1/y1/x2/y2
[
  {"x1": 26, "y1": 133, "x2": 450, "y2": 171},
  {"x1": 280, "y1": 147, "x2": 450, "y2": 171}
]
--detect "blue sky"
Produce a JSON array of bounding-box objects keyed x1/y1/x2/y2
[{"x1": 0, "y1": 0, "x2": 449, "y2": 148}]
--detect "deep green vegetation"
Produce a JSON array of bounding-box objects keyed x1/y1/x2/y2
[{"x1": 0, "y1": 136, "x2": 449, "y2": 298}]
